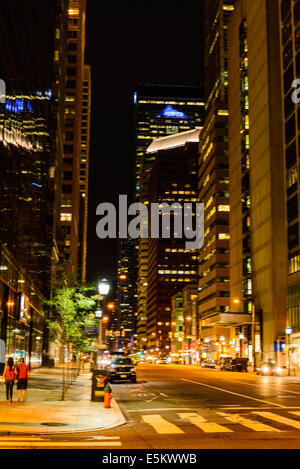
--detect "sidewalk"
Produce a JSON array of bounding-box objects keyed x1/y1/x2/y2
[{"x1": 0, "y1": 367, "x2": 126, "y2": 434}]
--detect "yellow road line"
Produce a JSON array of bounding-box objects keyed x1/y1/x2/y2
[
  {"x1": 141, "y1": 415, "x2": 184, "y2": 434},
  {"x1": 217, "y1": 412, "x2": 281, "y2": 432},
  {"x1": 177, "y1": 412, "x2": 232, "y2": 433}
]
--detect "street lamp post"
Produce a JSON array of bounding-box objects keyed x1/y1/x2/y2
[
  {"x1": 286, "y1": 326, "x2": 292, "y2": 376},
  {"x1": 96, "y1": 279, "x2": 110, "y2": 368},
  {"x1": 252, "y1": 302, "x2": 256, "y2": 372}
]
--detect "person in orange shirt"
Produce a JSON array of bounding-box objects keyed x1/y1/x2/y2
[
  {"x1": 16, "y1": 358, "x2": 30, "y2": 403},
  {"x1": 2, "y1": 357, "x2": 16, "y2": 403}
]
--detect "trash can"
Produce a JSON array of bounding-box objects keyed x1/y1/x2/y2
[{"x1": 91, "y1": 369, "x2": 108, "y2": 402}]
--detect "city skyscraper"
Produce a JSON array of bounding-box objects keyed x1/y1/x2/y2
[
  {"x1": 146, "y1": 129, "x2": 200, "y2": 353},
  {"x1": 117, "y1": 239, "x2": 137, "y2": 352},
  {"x1": 134, "y1": 85, "x2": 204, "y2": 350},
  {"x1": 56, "y1": 0, "x2": 90, "y2": 279},
  {"x1": 0, "y1": 1, "x2": 55, "y2": 366},
  {"x1": 279, "y1": 0, "x2": 300, "y2": 365},
  {"x1": 228, "y1": 0, "x2": 287, "y2": 363},
  {"x1": 197, "y1": 0, "x2": 235, "y2": 360}
]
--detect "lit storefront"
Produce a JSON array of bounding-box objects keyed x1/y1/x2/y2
[{"x1": 0, "y1": 242, "x2": 44, "y2": 367}]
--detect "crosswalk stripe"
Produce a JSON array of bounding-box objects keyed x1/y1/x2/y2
[
  {"x1": 177, "y1": 412, "x2": 232, "y2": 433},
  {"x1": 0, "y1": 437, "x2": 49, "y2": 441},
  {"x1": 289, "y1": 411, "x2": 300, "y2": 419},
  {"x1": 254, "y1": 412, "x2": 300, "y2": 430},
  {"x1": 142, "y1": 415, "x2": 184, "y2": 434},
  {"x1": 0, "y1": 442, "x2": 122, "y2": 447},
  {"x1": 217, "y1": 412, "x2": 281, "y2": 432}
]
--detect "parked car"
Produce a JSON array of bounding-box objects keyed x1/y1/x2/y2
[
  {"x1": 220, "y1": 357, "x2": 248, "y2": 372},
  {"x1": 256, "y1": 361, "x2": 283, "y2": 376},
  {"x1": 107, "y1": 357, "x2": 137, "y2": 383},
  {"x1": 200, "y1": 359, "x2": 216, "y2": 369}
]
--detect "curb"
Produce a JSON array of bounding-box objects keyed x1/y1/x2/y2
[{"x1": 0, "y1": 398, "x2": 127, "y2": 435}]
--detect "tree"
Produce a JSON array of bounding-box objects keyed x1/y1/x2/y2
[{"x1": 45, "y1": 283, "x2": 97, "y2": 400}]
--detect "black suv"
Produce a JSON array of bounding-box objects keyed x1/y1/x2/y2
[{"x1": 107, "y1": 357, "x2": 137, "y2": 383}]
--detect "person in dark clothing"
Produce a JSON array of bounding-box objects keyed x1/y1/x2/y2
[{"x1": 2, "y1": 357, "x2": 16, "y2": 402}]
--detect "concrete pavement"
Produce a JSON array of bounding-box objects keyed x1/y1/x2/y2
[{"x1": 0, "y1": 367, "x2": 126, "y2": 434}]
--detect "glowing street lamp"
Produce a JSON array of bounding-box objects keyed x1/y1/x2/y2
[
  {"x1": 98, "y1": 278, "x2": 110, "y2": 296},
  {"x1": 95, "y1": 309, "x2": 102, "y2": 318}
]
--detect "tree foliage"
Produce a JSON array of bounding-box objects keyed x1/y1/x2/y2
[{"x1": 45, "y1": 282, "x2": 98, "y2": 353}]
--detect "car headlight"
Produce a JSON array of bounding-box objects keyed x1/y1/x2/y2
[
  {"x1": 276, "y1": 367, "x2": 282, "y2": 374},
  {"x1": 130, "y1": 368, "x2": 136, "y2": 372},
  {"x1": 262, "y1": 366, "x2": 270, "y2": 373}
]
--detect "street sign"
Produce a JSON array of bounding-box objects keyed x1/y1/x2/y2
[{"x1": 84, "y1": 327, "x2": 99, "y2": 334}]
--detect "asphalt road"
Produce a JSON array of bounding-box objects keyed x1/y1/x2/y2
[{"x1": 3, "y1": 364, "x2": 300, "y2": 449}]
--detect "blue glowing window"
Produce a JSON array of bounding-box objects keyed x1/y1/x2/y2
[{"x1": 158, "y1": 105, "x2": 188, "y2": 119}]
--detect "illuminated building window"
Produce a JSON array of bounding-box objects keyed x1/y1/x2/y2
[
  {"x1": 61, "y1": 199, "x2": 72, "y2": 208},
  {"x1": 243, "y1": 257, "x2": 252, "y2": 274},
  {"x1": 68, "y1": 8, "x2": 79, "y2": 15},
  {"x1": 218, "y1": 233, "x2": 230, "y2": 240},
  {"x1": 60, "y1": 213, "x2": 72, "y2": 222},
  {"x1": 243, "y1": 278, "x2": 252, "y2": 296},
  {"x1": 289, "y1": 254, "x2": 300, "y2": 274},
  {"x1": 218, "y1": 205, "x2": 230, "y2": 212},
  {"x1": 205, "y1": 196, "x2": 213, "y2": 210},
  {"x1": 287, "y1": 167, "x2": 297, "y2": 188}
]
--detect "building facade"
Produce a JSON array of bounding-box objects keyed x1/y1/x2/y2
[
  {"x1": 146, "y1": 129, "x2": 200, "y2": 353},
  {"x1": 117, "y1": 239, "x2": 137, "y2": 352},
  {"x1": 279, "y1": 0, "x2": 300, "y2": 367},
  {"x1": 135, "y1": 85, "x2": 204, "y2": 350},
  {"x1": 228, "y1": 0, "x2": 287, "y2": 363},
  {"x1": 198, "y1": 0, "x2": 240, "y2": 359},
  {"x1": 56, "y1": 0, "x2": 90, "y2": 278},
  {"x1": 0, "y1": 1, "x2": 55, "y2": 366}
]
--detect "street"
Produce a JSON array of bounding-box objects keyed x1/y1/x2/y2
[{"x1": 1, "y1": 364, "x2": 300, "y2": 449}]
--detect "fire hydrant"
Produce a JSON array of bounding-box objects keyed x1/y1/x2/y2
[{"x1": 103, "y1": 382, "x2": 113, "y2": 408}]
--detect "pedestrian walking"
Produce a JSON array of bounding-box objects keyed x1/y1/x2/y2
[
  {"x1": 16, "y1": 358, "x2": 29, "y2": 403},
  {"x1": 2, "y1": 357, "x2": 16, "y2": 403}
]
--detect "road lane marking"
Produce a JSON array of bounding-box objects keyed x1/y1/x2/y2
[
  {"x1": 127, "y1": 407, "x2": 194, "y2": 412},
  {"x1": 217, "y1": 412, "x2": 281, "y2": 432},
  {"x1": 227, "y1": 379, "x2": 300, "y2": 396},
  {"x1": 0, "y1": 441, "x2": 122, "y2": 447},
  {"x1": 141, "y1": 415, "x2": 184, "y2": 434},
  {"x1": 177, "y1": 412, "x2": 232, "y2": 433},
  {"x1": 0, "y1": 437, "x2": 50, "y2": 441},
  {"x1": 182, "y1": 378, "x2": 286, "y2": 407},
  {"x1": 145, "y1": 396, "x2": 160, "y2": 403},
  {"x1": 254, "y1": 411, "x2": 300, "y2": 430},
  {"x1": 219, "y1": 406, "x2": 300, "y2": 410}
]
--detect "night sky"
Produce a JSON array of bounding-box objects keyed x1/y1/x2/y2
[{"x1": 85, "y1": 1, "x2": 204, "y2": 286}]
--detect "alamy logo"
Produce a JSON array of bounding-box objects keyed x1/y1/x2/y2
[
  {"x1": 96, "y1": 195, "x2": 204, "y2": 250},
  {"x1": 0, "y1": 79, "x2": 6, "y2": 104},
  {"x1": 291, "y1": 79, "x2": 300, "y2": 104}
]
